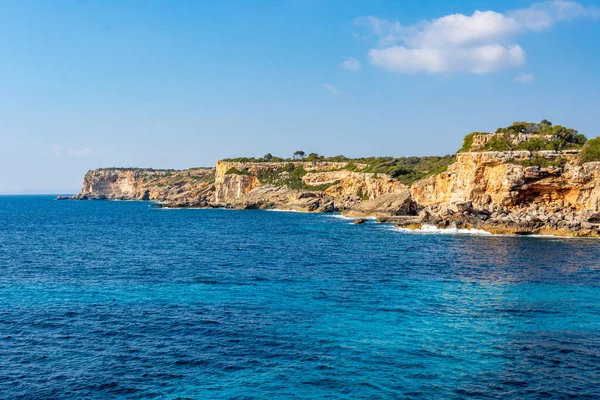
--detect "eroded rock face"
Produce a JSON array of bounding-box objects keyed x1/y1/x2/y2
[
  {"x1": 213, "y1": 161, "x2": 409, "y2": 213},
  {"x1": 411, "y1": 151, "x2": 581, "y2": 208},
  {"x1": 316, "y1": 171, "x2": 407, "y2": 201},
  {"x1": 342, "y1": 192, "x2": 413, "y2": 218},
  {"x1": 407, "y1": 151, "x2": 600, "y2": 236},
  {"x1": 214, "y1": 161, "x2": 353, "y2": 204},
  {"x1": 73, "y1": 168, "x2": 216, "y2": 205},
  {"x1": 215, "y1": 174, "x2": 259, "y2": 203},
  {"x1": 216, "y1": 185, "x2": 336, "y2": 212}
]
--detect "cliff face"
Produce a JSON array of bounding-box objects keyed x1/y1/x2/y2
[
  {"x1": 411, "y1": 150, "x2": 600, "y2": 211},
  {"x1": 214, "y1": 161, "x2": 365, "y2": 202},
  {"x1": 409, "y1": 150, "x2": 600, "y2": 236},
  {"x1": 74, "y1": 168, "x2": 216, "y2": 205},
  {"x1": 304, "y1": 171, "x2": 406, "y2": 199},
  {"x1": 213, "y1": 160, "x2": 410, "y2": 213}
]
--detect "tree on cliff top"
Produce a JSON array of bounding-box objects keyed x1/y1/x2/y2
[
  {"x1": 306, "y1": 152, "x2": 324, "y2": 161},
  {"x1": 579, "y1": 137, "x2": 600, "y2": 164},
  {"x1": 293, "y1": 151, "x2": 305, "y2": 160}
]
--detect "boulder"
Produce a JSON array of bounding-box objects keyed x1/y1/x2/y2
[{"x1": 343, "y1": 191, "x2": 413, "y2": 218}]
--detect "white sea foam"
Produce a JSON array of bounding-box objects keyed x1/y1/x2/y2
[
  {"x1": 264, "y1": 208, "x2": 309, "y2": 213},
  {"x1": 154, "y1": 206, "x2": 207, "y2": 210},
  {"x1": 393, "y1": 224, "x2": 493, "y2": 236},
  {"x1": 110, "y1": 199, "x2": 146, "y2": 202},
  {"x1": 329, "y1": 214, "x2": 354, "y2": 220},
  {"x1": 329, "y1": 214, "x2": 376, "y2": 221},
  {"x1": 526, "y1": 234, "x2": 575, "y2": 239},
  {"x1": 393, "y1": 225, "x2": 582, "y2": 239}
]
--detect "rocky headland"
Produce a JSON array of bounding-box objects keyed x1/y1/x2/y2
[{"x1": 64, "y1": 121, "x2": 600, "y2": 237}]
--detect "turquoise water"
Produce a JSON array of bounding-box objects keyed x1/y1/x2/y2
[{"x1": 1, "y1": 196, "x2": 600, "y2": 399}]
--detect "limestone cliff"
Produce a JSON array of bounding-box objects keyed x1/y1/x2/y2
[
  {"x1": 410, "y1": 149, "x2": 600, "y2": 236},
  {"x1": 213, "y1": 160, "x2": 410, "y2": 213},
  {"x1": 410, "y1": 150, "x2": 600, "y2": 212},
  {"x1": 72, "y1": 168, "x2": 215, "y2": 205}
]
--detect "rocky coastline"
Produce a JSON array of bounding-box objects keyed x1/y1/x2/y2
[{"x1": 62, "y1": 122, "x2": 600, "y2": 237}]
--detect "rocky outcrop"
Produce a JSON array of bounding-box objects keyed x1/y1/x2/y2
[
  {"x1": 215, "y1": 174, "x2": 260, "y2": 204},
  {"x1": 411, "y1": 150, "x2": 600, "y2": 211},
  {"x1": 342, "y1": 192, "x2": 413, "y2": 218},
  {"x1": 214, "y1": 160, "x2": 359, "y2": 203},
  {"x1": 213, "y1": 161, "x2": 410, "y2": 214},
  {"x1": 408, "y1": 150, "x2": 600, "y2": 236},
  {"x1": 71, "y1": 168, "x2": 216, "y2": 206},
  {"x1": 216, "y1": 185, "x2": 336, "y2": 212},
  {"x1": 471, "y1": 133, "x2": 557, "y2": 150}
]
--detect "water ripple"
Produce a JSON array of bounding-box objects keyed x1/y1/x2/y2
[{"x1": 1, "y1": 196, "x2": 600, "y2": 398}]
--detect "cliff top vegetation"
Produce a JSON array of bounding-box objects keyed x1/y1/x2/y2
[
  {"x1": 224, "y1": 155, "x2": 455, "y2": 186},
  {"x1": 580, "y1": 137, "x2": 600, "y2": 164},
  {"x1": 459, "y1": 120, "x2": 588, "y2": 153}
]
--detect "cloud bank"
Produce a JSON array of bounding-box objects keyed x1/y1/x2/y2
[{"x1": 356, "y1": 1, "x2": 598, "y2": 74}]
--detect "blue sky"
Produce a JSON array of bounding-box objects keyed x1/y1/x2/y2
[{"x1": 1, "y1": 0, "x2": 599, "y2": 193}]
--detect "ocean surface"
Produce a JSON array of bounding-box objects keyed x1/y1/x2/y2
[{"x1": 1, "y1": 196, "x2": 600, "y2": 399}]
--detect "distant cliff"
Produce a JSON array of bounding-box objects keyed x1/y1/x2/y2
[
  {"x1": 66, "y1": 120, "x2": 600, "y2": 237},
  {"x1": 72, "y1": 168, "x2": 215, "y2": 206}
]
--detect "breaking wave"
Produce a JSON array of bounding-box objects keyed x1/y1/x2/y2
[{"x1": 393, "y1": 224, "x2": 493, "y2": 236}]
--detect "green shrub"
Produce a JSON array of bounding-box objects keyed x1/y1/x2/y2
[
  {"x1": 579, "y1": 137, "x2": 600, "y2": 164},
  {"x1": 491, "y1": 120, "x2": 587, "y2": 151},
  {"x1": 516, "y1": 137, "x2": 545, "y2": 151},
  {"x1": 458, "y1": 132, "x2": 480, "y2": 152},
  {"x1": 256, "y1": 163, "x2": 308, "y2": 190},
  {"x1": 225, "y1": 154, "x2": 456, "y2": 186},
  {"x1": 360, "y1": 155, "x2": 455, "y2": 184},
  {"x1": 327, "y1": 155, "x2": 349, "y2": 162},
  {"x1": 225, "y1": 167, "x2": 251, "y2": 176},
  {"x1": 344, "y1": 162, "x2": 358, "y2": 172},
  {"x1": 305, "y1": 180, "x2": 340, "y2": 191},
  {"x1": 483, "y1": 135, "x2": 511, "y2": 151},
  {"x1": 356, "y1": 189, "x2": 369, "y2": 200}
]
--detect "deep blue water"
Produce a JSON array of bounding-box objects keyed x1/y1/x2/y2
[{"x1": 1, "y1": 196, "x2": 600, "y2": 399}]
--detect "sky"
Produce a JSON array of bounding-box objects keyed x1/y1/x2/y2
[{"x1": 1, "y1": 0, "x2": 599, "y2": 193}]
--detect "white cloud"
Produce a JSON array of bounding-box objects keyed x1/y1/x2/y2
[
  {"x1": 407, "y1": 11, "x2": 520, "y2": 48},
  {"x1": 369, "y1": 44, "x2": 525, "y2": 74},
  {"x1": 515, "y1": 72, "x2": 535, "y2": 83},
  {"x1": 323, "y1": 83, "x2": 341, "y2": 94},
  {"x1": 357, "y1": 1, "x2": 598, "y2": 74},
  {"x1": 508, "y1": 0, "x2": 599, "y2": 30},
  {"x1": 52, "y1": 145, "x2": 96, "y2": 158},
  {"x1": 340, "y1": 57, "x2": 361, "y2": 71}
]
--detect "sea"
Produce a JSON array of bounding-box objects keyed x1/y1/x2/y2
[{"x1": 1, "y1": 195, "x2": 600, "y2": 399}]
